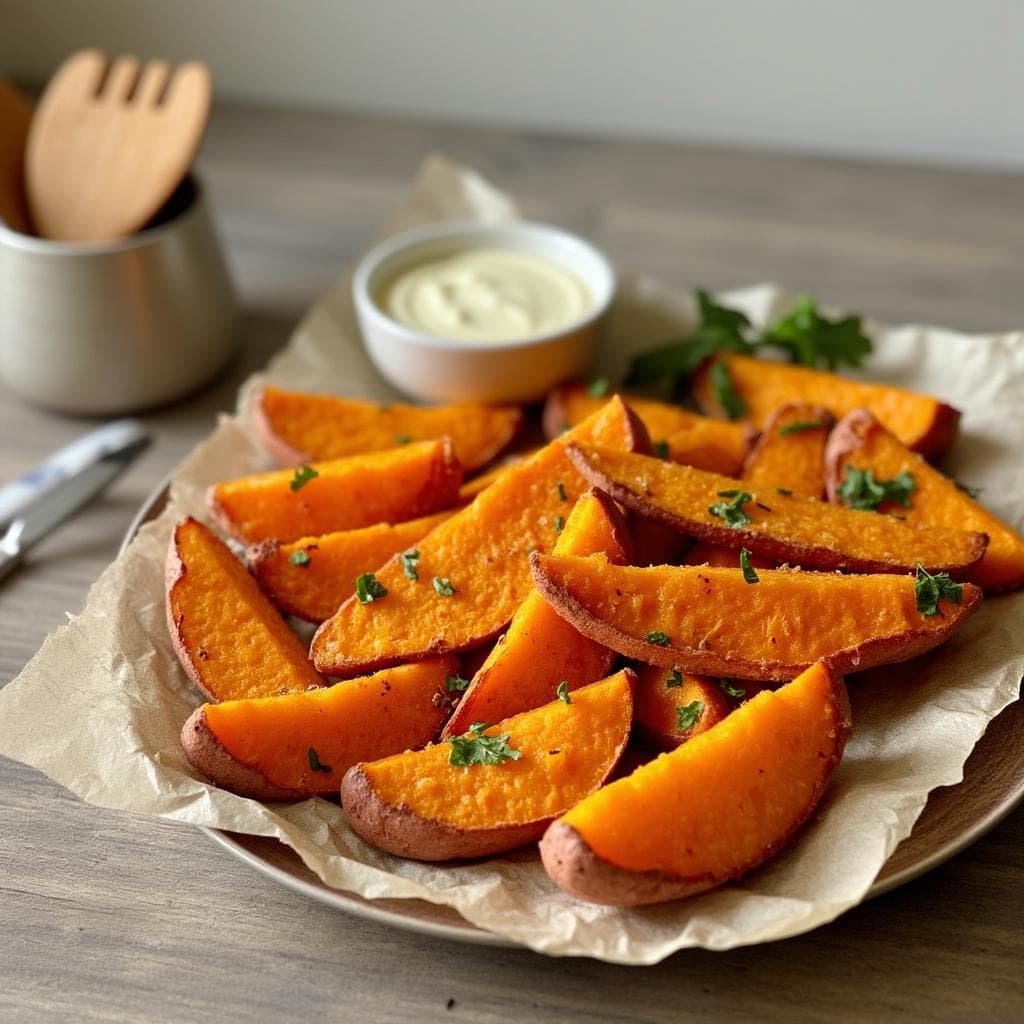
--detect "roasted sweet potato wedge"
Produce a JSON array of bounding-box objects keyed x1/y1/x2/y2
[
  {"x1": 442, "y1": 489, "x2": 630, "y2": 739},
  {"x1": 633, "y1": 666, "x2": 731, "y2": 751},
  {"x1": 693, "y1": 353, "x2": 959, "y2": 460},
  {"x1": 539, "y1": 661, "x2": 850, "y2": 906},
  {"x1": 166, "y1": 517, "x2": 324, "y2": 702},
  {"x1": 341, "y1": 669, "x2": 635, "y2": 861},
  {"x1": 248, "y1": 511, "x2": 453, "y2": 623},
  {"x1": 209, "y1": 438, "x2": 463, "y2": 544},
  {"x1": 181, "y1": 657, "x2": 458, "y2": 800},
  {"x1": 568, "y1": 444, "x2": 987, "y2": 576},
  {"x1": 253, "y1": 386, "x2": 522, "y2": 471},
  {"x1": 741, "y1": 403, "x2": 834, "y2": 499},
  {"x1": 825, "y1": 409, "x2": 1024, "y2": 592},
  {"x1": 543, "y1": 381, "x2": 754, "y2": 475},
  {"x1": 531, "y1": 556, "x2": 982, "y2": 680},
  {"x1": 310, "y1": 397, "x2": 650, "y2": 678}
]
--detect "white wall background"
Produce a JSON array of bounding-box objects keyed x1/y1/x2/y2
[{"x1": 3, "y1": 0, "x2": 1023, "y2": 170}]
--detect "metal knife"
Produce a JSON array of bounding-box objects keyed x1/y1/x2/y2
[{"x1": 0, "y1": 432, "x2": 151, "y2": 581}]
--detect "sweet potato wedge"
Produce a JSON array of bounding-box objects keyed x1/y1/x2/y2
[
  {"x1": 543, "y1": 381, "x2": 754, "y2": 475},
  {"x1": 741, "y1": 403, "x2": 834, "y2": 499},
  {"x1": 530, "y1": 556, "x2": 982, "y2": 680},
  {"x1": 341, "y1": 669, "x2": 635, "y2": 861},
  {"x1": 441, "y1": 489, "x2": 630, "y2": 739},
  {"x1": 693, "y1": 353, "x2": 960, "y2": 460},
  {"x1": 568, "y1": 444, "x2": 987, "y2": 576},
  {"x1": 166, "y1": 517, "x2": 324, "y2": 702},
  {"x1": 539, "y1": 661, "x2": 850, "y2": 906},
  {"x1": 209, "y1": 438, "x2": 463, "y2": 544},
  {"x1": 248, "y1": 511, "x2": 453, "y2": 623},
  {"x1": 180, "y1": 656, "x2": 458, "y2": 800},
  {"x1": 825, "y1": 409, "x2": 1024, "y2": 592},
  {"x1": 253, "y1": 386, "x2": 522, "y2": 471},
  {"x1": 310, "y1": 397, "x2": 650, "y2": 678},
  {"x1": 633, "y1": 666, "x2": 731, "y2": 751}
]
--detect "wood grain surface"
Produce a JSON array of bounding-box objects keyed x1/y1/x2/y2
[{"x1": 2, "y1": 104, "x2": 1023, "y2": 1023}]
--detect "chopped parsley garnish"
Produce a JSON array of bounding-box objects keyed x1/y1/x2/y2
[
  {"x1": 776, "y1": 487, "x2": 793, "y2": 496},
  {"x1": 740, "y1": 548, "x2": 759, "y2": 584},
  {"x1": 914, "y1": 565, "x2": 964, "y2": 617},
  {"x1": 654, "y1": 439, "x2": 671, "y2": 459},
  {"x1": 665, "y1": 669, "x2": 683, "y2": 688},
  {"x1": 394, "y1": 433, "x2": 412, "y2": 445},
  {"x1": 308, "y1": 747, "x2": 332, "y2": 773},
  {"x1": 288, "y1": 549, "x2": 311, "y2": 568},
  {"x1": 837, "y1": 466, "x2": 915, "y2": 511},
  {"x1": 449, "y1": 722, "x2": 522, "y2": 767},
  {"x1": 718, "y1": 679, "x2": 746, "y2": 699},
  {"x1": 401, "y1": 548, "x2": 420, "y2": 581},
  {"x1": 587, "y1": 376, "x2": 611, "y2": 398},
  {"x1": 289, "y1": 465, "x2": 319, "y2": 491},
  {"x1": 708, "y1": 490, "x2": 753, "y2": 528},
  {"x1": 554, "y1": 515, "x2": 565, "y2": 536},
  {"x1": 675, "y1": 700, "x2": 704, "y2": 731},
  {"x1": 762, "y1": 295, "x2": 872, "y2": 371},
  {"x1": 355, "y1": 572, "x2": 388, "y2": 604},
  {"x1": 556, "y1": 681, "x2": 572, "y2": 704},
  {"x1": 645, "y1": 630, "x2": 671, "y2": 646},
  {"x1": 556, "y1": 480, "x2": 568, "y2": 502},
  {"x1": 432, "y1": 576, "x2": 457, "y2": 597},
  {"x1": 778, "y1": 419, "x2": 823, "y2": 437},
  {"x1": 710, "y1": 360, "x2": 747, "y2": 420},
  {"x1": 445, "y1": 674, "x2": 470, "y2": 692}
]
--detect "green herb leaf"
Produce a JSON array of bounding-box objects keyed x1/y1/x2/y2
[
  {"x1": 740, "y1": 548, "x2": 759, "y2": 584},
  {"x1": 288, "y1": 549, "x2": 311, "y2": 568},
  {"x1": 776, "y1": 487, "x2": 793, "y2": 496},
  {"x1": 708, "y1": 490, "x2": 753, "y2": 528},
  {"x1": 401, "y1": 548, "x2": 420, "y2": 581},
  {"x1": 710, "y1": 360, "x2": 747, "y2": 420},
  {"x1": 308, "y1": 747, "x2": 332, "y2": 773},
  {"x1": 290, "y1": 465, "x2": 319, "y2": 491},
  {"x1": 355, "y1": 572, "x2": 388, "y2": 604},
  {"x1": 778, "y1": 419, "x2": 823, "y2": 437},
  {"x1": 718, "y1": 679, "x2": 746, "y2": 699},
  {"x1": 837, "y1": 466, "x2": 916, "y2": 511},
  {"x1": 645, "y1": 630, "x2": 671, "y2": 646},
  {"x1": 914, "y1": 565, "x2": 963, "y2": 617},
  {"x1": 445, "y1": 674, "x2": 470, "y2": 692},
  {"x1": 587, "y1": 376, "x2": 611, "y2": 397},
  {"x1": 394, "y1": 433, "x2": 412, "y2": 445},
  {"x1": 675, "y1": 700, "x2": 704, "y2": 731},
  {"x1": 665, "y1": 669, "x2": 683, "y2": 688},
  {"x1": 760, "y1": 295, "x2": 872, "y2": 371},
  {"x1": 554, "y1": 515, "x2": 565, "y2": 536},
  {"x1": 556, "y1": 480, "x2": 568, "y2": 502},
  {"x1": 556, "y1": 681, "x2": 572, "y2": 704},
  {"x1": 448, "y1": 722, "x2": 522, "y2": 767},
  {"x1": 432, "y1": 576, "x2": 457, "y2": 597},
  {"x1": 654, "y1": 439, "x2": 671, "y2": 459}
]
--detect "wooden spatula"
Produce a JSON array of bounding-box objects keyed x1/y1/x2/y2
[
  {"x1": 25, "y1": 49, "x2": 212, "y2": 242},
  {"x1": 0, "y1": 77, "x2": 33, "y2": 234}
]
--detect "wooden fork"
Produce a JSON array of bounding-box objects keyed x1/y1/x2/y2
[{"x1": 25, "y1": 49, "x2": 212, "y2": 242}]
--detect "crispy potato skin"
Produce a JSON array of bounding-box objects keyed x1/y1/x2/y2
[
  {"x1": 180, "y1": 706, "x2": 300, "y2": 801},
  {"x1": 341, "y1": 765, "x2": 547, "y2": 861},
  {"x1": 250, "y1": 388, "x2": 310, "y2": 466},
  {"x1": 823, "y1": 407, "x2": 878, "y2": 505}
]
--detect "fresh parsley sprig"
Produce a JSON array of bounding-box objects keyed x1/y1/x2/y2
[
  {"x1": 675, "y1": 700, "x2": 704, "y2": 731},
  {"x1": 708, "y1": 490, "x2": 753, "y2": 529},
  {"x1": 449, "y1": 722, "x2": 522, "y2": 767},
  {"x1": 914, "y1": 565, "x2": 964, "y2": 617},
  {"x1": 837, "y1": 467, "x2": 915, "y2": 512}
]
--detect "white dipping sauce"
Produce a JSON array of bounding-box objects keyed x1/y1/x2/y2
[{"x1": 381, "y1": 247, "x2": 591, "y2": 342}]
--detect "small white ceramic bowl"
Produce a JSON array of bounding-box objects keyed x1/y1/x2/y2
[{"x1": 352, "y1": 220, "x2": 616, "y2": 404}]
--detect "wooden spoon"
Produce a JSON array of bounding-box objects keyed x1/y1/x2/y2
[
  {"x1": 25, "y1": 49, "x2": 212, "y2": 242},
  {"x1": 0, "y1": 77, "x2": 33, "y2": 234}
]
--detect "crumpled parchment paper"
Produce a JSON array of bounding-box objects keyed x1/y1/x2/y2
[{"x1": 2, "y1": 155, "x2": 1022, "y2": 965}]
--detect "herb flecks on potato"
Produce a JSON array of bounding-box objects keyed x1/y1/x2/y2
[
  {"x1": 740, "y1": 402, "x2": 835, "y2": 500},
  {"x1": 632, "y1": 666, "x2": 731, "y2": 752}
]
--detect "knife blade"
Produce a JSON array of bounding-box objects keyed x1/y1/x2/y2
[{"x1": 0, "y1": 432, "x2": 150, "y2": 581}]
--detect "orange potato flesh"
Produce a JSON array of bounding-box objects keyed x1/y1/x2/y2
[
  {"x1": 741, "y1": 403, "x2": 834, "y2": 499},
  {"x1": 253, "y1": 386, "x2": 521, "y2": 471},
  {"x1": 346, "y1": 671, "x2": 633, "y2": 843},
  {"x1": 442, "y1": 489, "x2": 630, "y2": 739},
  {"x1": 693, "y1": 353, "x2": 959, "y2": 460},
  {"x1": 544, "y1": 662, "x2": 849, "y2": 902},
  {"x1": 166, "y1": 517, "x2": 324, "y2": 702},
  {"x1": 683, "y1": 542, "x2": 774, "y2": 570},
  {"x1": 826, "y1": 409, "x2": 1024, "y2": 593},
  {"x1": 209, "y1": 439, "x2": 463, "y2": 544},
  {"x1": 531, "y1": 556, "x2": 981, "y2": 680},
  {"x1": 543, "y1": 382, "x2": 753, "y2": 475},
  {"x1": 633, "y1": 666, "x2": 731, "y2": 751},
  {"x1": 309, "y1": 398, "x2": 649, "y2": 678},
  {"x1": 190, "y1": 657, "x2": 457, "y2": 796},
  {"x1": 568, "y1": 444, "x2": 987, "y2": 576},
  {"x1": 248, "y1": 511, "x2": 453, "y2": 624}
]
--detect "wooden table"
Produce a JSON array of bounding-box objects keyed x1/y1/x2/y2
[{"x1": 2, "y1": 105, "x2": 1022, "y2": 1023}]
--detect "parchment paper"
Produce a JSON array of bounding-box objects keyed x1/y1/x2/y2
[{"x1": 2, "y1": 155, "x2": 1023, "y2": 965}]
